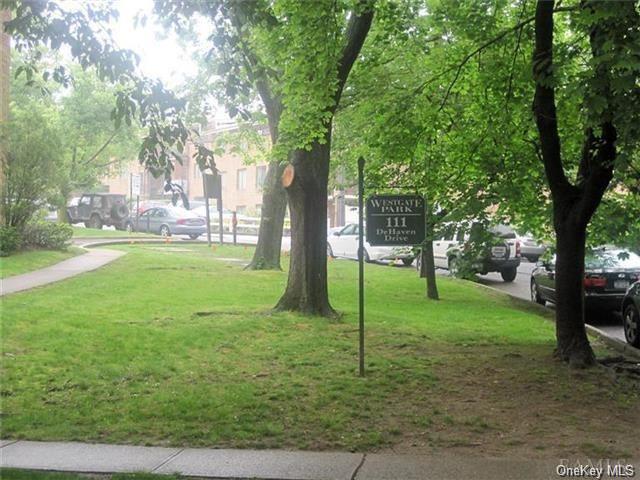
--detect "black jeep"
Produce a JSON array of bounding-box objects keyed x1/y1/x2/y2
[{"x1": 67, "y1": 193, "x2": 130, "y2": 230}]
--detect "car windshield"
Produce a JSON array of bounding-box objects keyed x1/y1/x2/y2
[{"x1": 585, "y1": 249, "x2": 640, "y2": 270}]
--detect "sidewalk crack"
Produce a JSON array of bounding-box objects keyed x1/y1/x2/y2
[
  {"x1": 151, "y1": 448, "x2": 184, "y2": 473},
  {"x1": 350, "y1": 453, "x2": 366, "y2": 480}
]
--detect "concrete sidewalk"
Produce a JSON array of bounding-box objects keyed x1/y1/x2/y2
[
  {"x1": 1, "y1": 249, "x2": 125, "y2": 296},
  {"x1": 2, "y1": 440, "x2": 637, "y2": 480}
]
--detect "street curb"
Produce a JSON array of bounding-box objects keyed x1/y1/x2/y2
[
  {"x1": 471, "y1": 281, "x2": 640, "y2": 361},
  {"x1": 77, "y1": 239, "x2": 256, "y2": 249}
]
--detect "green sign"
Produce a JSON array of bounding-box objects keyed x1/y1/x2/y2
[{"x1": 365, "y1": 194, "x2": 425, "y2": 246}]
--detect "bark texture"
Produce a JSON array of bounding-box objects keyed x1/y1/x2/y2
[
  {"x1": 275, "y1": 135, "x2": 335, "y2": 316},
  {"x1": 246, "y1": 161, "x2": 287, "y2": 270},
  {"x1": 533, "y1": 0, "x2": 618, "y2": 368}
]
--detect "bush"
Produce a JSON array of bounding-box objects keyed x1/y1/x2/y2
[
  {"x1": 22, "y1": 222, "x2": 73, "y2": 250},
  {"x1": 0, "y1": 225, "x2": 21, "y2": 256}
]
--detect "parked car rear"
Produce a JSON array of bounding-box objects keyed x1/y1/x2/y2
[
  {"x1": 424, "y1": 222, "x2": 521, "y2": 282},
  {"x1": 530, "y1": 247, "x2": 640, "y2": 313},
  {"x1": 67, "y1": 193, "x2": 129, "y2": 229}
]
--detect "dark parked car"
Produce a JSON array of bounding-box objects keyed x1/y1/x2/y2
[
  {"x1": 622, "y1": 281, "x2": 640, "y2": 347},
  {"x1": 67, "y1": 193, "x2": 129, "y2": 229},
  {"x1": 125, "y1": 206, "x2": 206, "y2": 239},
  {"x1": 530, "y1": 247, "x2": 640, "y2": 313}
]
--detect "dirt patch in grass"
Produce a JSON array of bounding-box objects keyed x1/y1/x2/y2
[{"x1": 381, "y1": 343, "x2": 638, "y2": 459}]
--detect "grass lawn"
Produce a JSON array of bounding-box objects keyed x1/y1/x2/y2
[
  {"x1": 72, "y1": 226, "x2": 155, "y2": 238},
  {"x1": 1, "y1": 244, "x2": 638, "y2": 458},
  {"x1": 0, "y1": 470, "x2": 179, "y2": 480},
  {"x1": 0, "y1": 247, "x2": 85, "y2": 279}
]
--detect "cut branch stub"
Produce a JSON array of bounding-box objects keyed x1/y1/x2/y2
[{"x1": 281, "y1": 164, "x2": 295, "y2": 188}]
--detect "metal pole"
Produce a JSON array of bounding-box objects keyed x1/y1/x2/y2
[
  {"x1": 358, "y1": 156, "x2": 365, "y2": 377},
  {"x1": 232, "y1": 211, "x2": 237, "y2": 246},
  {"x1": 218, "y1": 176, "x2": 224, "y2": 245},
  {"x1": 203, "y1": 173, "x2": 212, "y2": 247}
]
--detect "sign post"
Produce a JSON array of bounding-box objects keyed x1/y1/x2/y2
[
  {"x1": 357, "y1": 157, "x2": 365, "y2": 377},
  {"x1": 204, "y1": 172, "x2": 223, "y2": 245},
  {"x1": 131, "y1": 174, "x2": 142, "y2": 232},
  {"x1": 202, "y1": 173, "x2": 212, "y2": 247}
]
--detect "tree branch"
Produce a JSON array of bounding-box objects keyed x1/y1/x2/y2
[
  {"x1": 532, "y1": 0, "x2": 573, "y2": 197},
  {"x1": 333, "y1": 4, "x2": 375, "y2": 107},
  {"x1": 81, "y1": 130, "x2": 119, "y2": 165}
]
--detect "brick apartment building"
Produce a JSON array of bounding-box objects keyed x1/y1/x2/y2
[
  {"x1": 102, "y1": 120, "x2": 271, "y2": 216},
  {"x1": 102, "y1": 120, "x2": 351, "y2": 227}
]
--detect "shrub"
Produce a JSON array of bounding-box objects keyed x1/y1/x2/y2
[
  {"x1": 22, "y1": 222, "x2": 73, "y2": 250},
  {"x1": 0, "y1": 225, "x2": 21, "y2": 256}
]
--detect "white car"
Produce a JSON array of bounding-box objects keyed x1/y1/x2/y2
[{"x1": 327, "y1": 223, "x2": 415, "y2": 265}]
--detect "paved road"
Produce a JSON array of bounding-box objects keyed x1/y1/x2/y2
[{"x1": 475, "y1": 260, "x2": 627, "y2": 342}]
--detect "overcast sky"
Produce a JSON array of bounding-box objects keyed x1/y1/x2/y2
[{"x1": 109, "y1": 0, "x2": 198, "y2": 88}]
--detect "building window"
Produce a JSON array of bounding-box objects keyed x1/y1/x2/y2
[
  {"x1": 256, "y1": 165, "x2": 267, "y2": 189},
  {"x1": 237, "y1": 169, "x2": 247, "y2": 190}
]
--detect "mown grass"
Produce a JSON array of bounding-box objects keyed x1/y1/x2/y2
[
  {"x1": 1, "y1": 244, "x2": 637, "y2": 457},
  {"x1": 0, "y1": 247, "x2": 85, "y2": 279},
  {"x1": 0, "y1": 470, "x2": 180, "y2": 480}
]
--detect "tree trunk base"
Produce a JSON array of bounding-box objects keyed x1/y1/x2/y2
[
  {"x1": 244, "y1": 258, "x2": 283, "y2": 271},
  {"x1": 274, "y1": 294, "x2": 338, "y2": 318},
  {"x1": 554, "y1": 340, "x2": 597, "y2": 369}
]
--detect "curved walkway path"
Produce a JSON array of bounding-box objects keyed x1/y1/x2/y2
[{"x1": 1, "y1": 248, "x2": 125, "y2": 296}]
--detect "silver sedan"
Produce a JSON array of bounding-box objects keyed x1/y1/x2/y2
[{"x1": 125, "y1": 206, "x2": 206, "y2": 239}]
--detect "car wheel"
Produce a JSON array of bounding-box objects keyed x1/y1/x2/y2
[
  {"x1": 623, "y1": 304, "x2": 640, "y2": 347},
  {"x1": 89, "y1": 215, "x2": 102, "y2": 230},
  {"x1": 501, "y1": 267, "x2": 517, "y2": 282},
  {"x1": 402, "y1": 258, "x2": 413, "y2": 266},
  {"x1": 189, "y1": 234, "x2": 200, "y2": 240},
  {"x1": 363, "y1": 249, "x2": 371, "y2": 263},
  {"x1": 327, "y1": 243, "x2": 334, "y2": 258},
  {"x1": 531, "y1": 280, "x2": 545, "y2": 305},
  {"x1": 160, "y1": 225, "x2": 171, "y2": 237},
  {"x1": 448, "y1": 257, "x2": 458, "y2": 277}
]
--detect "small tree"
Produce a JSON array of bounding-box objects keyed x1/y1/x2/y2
[{"x1": 2, "y1": 98, "x2": 63, "y2": 229}]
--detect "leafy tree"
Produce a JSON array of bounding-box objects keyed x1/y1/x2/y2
[
  {"x1": 54, "y1": 65, "x2": 140, "y2": 218},
  {"x1": 531, "y1": 0, "x2": 640, "y2": 367},
  {"x1": 156, "y1": 0, "x2": 289, "y2": 271},
  {"x1": 2, "y1": 0, "x2": 213, "y2": 183},
  {"x1": 157, "y1": 0, "x2": 374, "y2": 315},
  {"x1": 1, "y1": 86, "x2": 63, "y2": 229}
]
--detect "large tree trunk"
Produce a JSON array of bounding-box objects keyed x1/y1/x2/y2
[
  {"x1": 275, "y1": 135, "x2": 335, "y2": 317},
  {"x1": 553, "y1": 210, "x2": 594, "y2": 367},
  {"x1": 245, "y1": 161, "x2": 287, "y2": 270}
]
